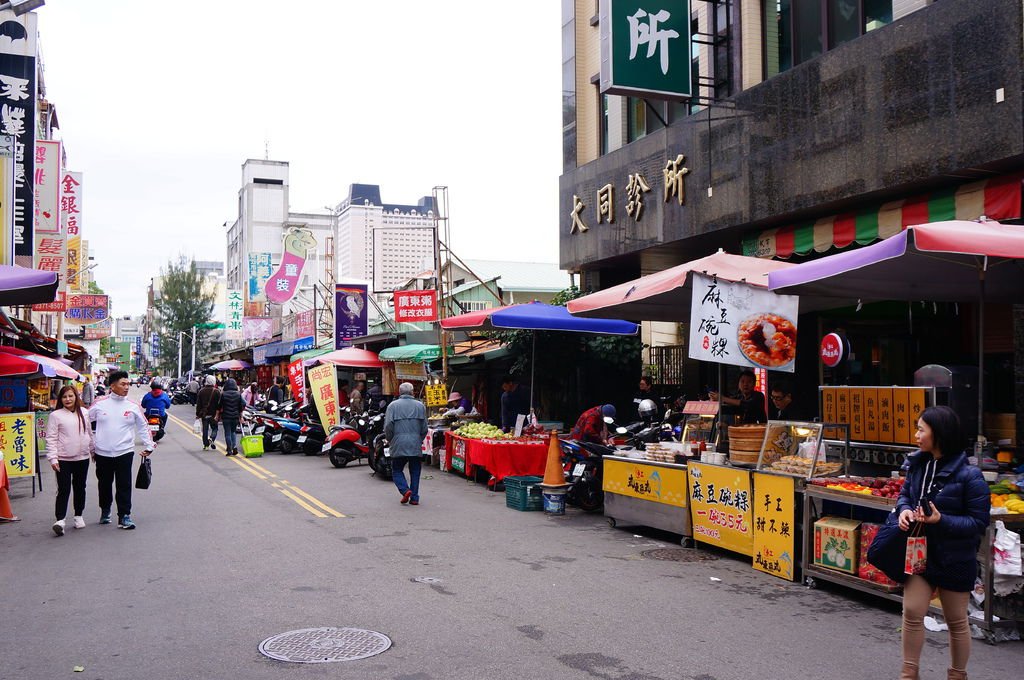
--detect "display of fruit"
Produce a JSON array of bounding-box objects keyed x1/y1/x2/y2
[
  {"x1": 454, "y1": 422, "x2": 513, "y2": 440},
  {"x1": 808, "y1": 476, "x2": 904, "y2": 498}
]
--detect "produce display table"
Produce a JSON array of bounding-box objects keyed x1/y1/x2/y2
[
  {"x1": 602, "y1": 455, "x2": 691, "y2": 542},
  {"x1": 444, "y1": 432, "x2": 548, "y2": 482}
]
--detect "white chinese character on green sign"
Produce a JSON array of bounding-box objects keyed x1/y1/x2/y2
[{"x1": 626, "y1": 8, "x2": 679, "y2": 75}]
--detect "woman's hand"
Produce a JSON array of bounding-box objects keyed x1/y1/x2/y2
[
  {"x1": 898, "y1": 508, "x2": 915, "y2": 531},
  {"x1": 50, "y1": 461, "x2": 59, "y2": 472},
  {"x1": 914, "y1": 502, "x2": 942, "y2": 525}
]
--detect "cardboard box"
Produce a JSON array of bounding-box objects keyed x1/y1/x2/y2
[{"x1": 813, "y1": 517, "x2": 861, "y2": 575}]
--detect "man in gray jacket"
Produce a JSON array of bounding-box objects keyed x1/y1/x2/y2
[{"x1": 384, "y1": 382, "x2": 428, "y2": 505}]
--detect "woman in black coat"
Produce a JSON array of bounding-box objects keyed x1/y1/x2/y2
[
  {"x1": 217, "y1": 378, "x2": 244, "y2": 456},
  {"x1": 895, "y1": 406, "x2": 989, "y2": 680}
]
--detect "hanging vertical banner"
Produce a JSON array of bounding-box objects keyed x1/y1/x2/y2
[
  {"x1": 33, "y1": 139, "x2": 60, "y2": 234},
  {"x1": 0, "y1": 11, "x2": 38, "y2": 261},
  {"x1": 151, "y1": 332, "x2": 160, "y2": 358},
  {"x1": 307, "y1": 363, "x2": 338, "y2": 428},
  {"x1": 0, "y1": 412, "x2": 36, "y2": 478},
  {"x1": 287, "y1": 359, "x2": 306, "y2": 407},
  {"x1": 65, "y1": 235, "x2": 81, "y2": 292},
  {"x1": 264, "y1": 228, "x2": 316, "y2": 304},
  {"x1": 295, "y1": 309, "x2": 315, "y2": 338},
  {"x1": 0, "y1": 135, "x2": 14, "y2": 265},
  {"x1": 335, "y1": 283, "x2": 368, "y2": 349},
  {"x1": 61, "y1": 171, "x2": 81, "y2": 236},
  {"x1": 225, "y1": 289, "x2": 243, "y2": 341},
  {"x1": 752, "y1": 472, "x2": 797, "y2": 581},
  {"x1": 688, "y1": 272, "x2": 800, "y2": 373},
  {"x1": 30, "y1": 233, "x2": 66, "y2": 311},
  {"x1": 247, "y1": 252, "x2": 272, "y2": 303}
]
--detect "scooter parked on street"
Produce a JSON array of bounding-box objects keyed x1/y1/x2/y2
[{"x1": 322, "y1": 411, "x2": 383, "y2": 468}]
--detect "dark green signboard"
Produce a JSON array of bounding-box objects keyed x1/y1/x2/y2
[{"x1": 600, "y1": 0, "x2": 692, "y2": 100}]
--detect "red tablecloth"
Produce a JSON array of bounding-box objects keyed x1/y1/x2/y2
[{"x1": 445, "y1": 433, "x2": 548, "y2": 482}]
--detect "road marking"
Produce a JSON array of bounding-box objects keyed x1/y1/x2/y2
[{"x1": 166, "y1": 412, "x2": 344, "y2": 518}]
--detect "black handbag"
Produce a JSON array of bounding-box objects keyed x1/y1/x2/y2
[
  {"x1": 866, "y1": 510, "x2": 909, "y2": 584},
  {"x1": 135, "y1": 457, "x2": 152, "y2": 490}
]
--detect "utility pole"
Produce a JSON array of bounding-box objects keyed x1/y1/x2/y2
[
  {"x1": 177, "y1": 330, "x2": 184, "y2": 378},
  {"x1": 190, "y1": 325, "x2": 197, "y2": 376}
]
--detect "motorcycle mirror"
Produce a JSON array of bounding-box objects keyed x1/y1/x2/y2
[
  {"x1": 603, "y1": 416, "x2": 615, "y2": 424},
  {"x1": 616, "y1": 426, "x2": 628, "y2": 435},
  {"x1": 359, "y1": 419, "x2": 366, "y2": 426},
  {"x1": 268, "y1": 400, "x2": 278, "y2": 408}
]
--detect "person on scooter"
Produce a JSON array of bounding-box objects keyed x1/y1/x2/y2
[
  {"x1": 570, "y1": 404, "x2": 617, "y2": 445},
  {"x1": 140, "y1": 380, "x2": 171, "y2": 441}
]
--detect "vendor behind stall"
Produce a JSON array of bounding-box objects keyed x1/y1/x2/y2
[
  {"x1": 444, "y1": 391, "x2": 473, "y2": 417},
  {"x1": 570, "y1": 404, "x2": 616, "y2": 445},
  {"x1": 633, "y1": 375, "x2": 663, "y2": 421},
  {"x1": 709, "y1": 370, "x2": 767, "y2": 425},
  {"x1": 768, "y1": 383, "x2": 806, "y2": 421}
]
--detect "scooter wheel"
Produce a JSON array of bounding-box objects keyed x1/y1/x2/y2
[
  {"x1": 607, "y1": 517, "x2": 617, "y2": 528},
  {"x1": 279, "y1": 438, "x2": 296, "y2": 455},
  {"x1": 328, "y1": 450, "x2": 349, "y2": 468}
]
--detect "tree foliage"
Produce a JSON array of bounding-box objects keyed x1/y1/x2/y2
[{"x1": 153, "y1": 256, "x2": 216, "y2": 375}]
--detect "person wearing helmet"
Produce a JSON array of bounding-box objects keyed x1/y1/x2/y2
[
  {"x1": 140, "y1": 380, "x2": 172, "y2": 438},
  {"x1": 570, "y1": 404, "x2": 617, "y2": 445}
]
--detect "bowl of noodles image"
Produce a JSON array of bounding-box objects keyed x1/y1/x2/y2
[{"x1": 737, "y1": 313, "x2": 797, "y2": 368}]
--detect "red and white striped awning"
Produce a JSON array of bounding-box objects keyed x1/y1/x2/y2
[{"x1": 742, "y1": 173, "x2": 1022, "y2": 259}]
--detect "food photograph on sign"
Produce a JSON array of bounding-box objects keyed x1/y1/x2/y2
[{"x1": 737, "y1": 312, "x2": 798, "y2": 369}]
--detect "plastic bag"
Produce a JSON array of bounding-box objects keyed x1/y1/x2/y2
[
  {"x1": 193, "y1": 418, "x2": 201, "y2": 434},
  {"x1": 993, "y1": 520, "x2": 1022, "y2": 577},
  {"x1": 135, "y1": 457, "x2": 152, "y2": 490}
]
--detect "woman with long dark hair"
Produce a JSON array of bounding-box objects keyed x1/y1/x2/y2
[
  {"x1": 45, "y1": 384, "x2": 94, "y2": 535},
  {"x1": 896, "y1": 405, "x2": 989, "y2": 680}
]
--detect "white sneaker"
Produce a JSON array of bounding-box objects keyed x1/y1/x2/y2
[
  {"x1": 52, "y1": 519, "x2": 65, "y2": 536},
  {"x1": 73, "y1": 516, "x2": 85, "y2": 529}
]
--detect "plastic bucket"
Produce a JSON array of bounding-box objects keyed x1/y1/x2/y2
[{"x1": 541, "y1": 487, "x2": 567, "y2": 515}]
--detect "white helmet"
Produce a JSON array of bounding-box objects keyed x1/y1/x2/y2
[{"x1": 638, "y1": 399, "x2": 658, "y2": 419}]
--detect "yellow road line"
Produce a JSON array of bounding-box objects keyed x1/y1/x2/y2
[{"x1": 166, "y1": 411, "x2": 343, "y2": 519}]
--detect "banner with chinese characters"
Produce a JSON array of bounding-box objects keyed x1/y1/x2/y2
[
  {"x1": 66, "y1": 235, "x2": 82, "y2": 292},
  {"x1": 1, "y1": 412, "x2": 36, "y2": 478},
  {"x1": 150, "y1": 332, "x2": 160, "y2": 358},
  {"x1": 225, "y1": 289, "x2": 243, "y2": 341},
  {"x1": 687, "y1": 462, "x2": 754, "y2": 556},
  {"x1": 243, "y1": 316, "x2": 273, "y2": 340},
  {"x1": 295, "y1": 309, "x2": 315, "y2": 338},
  {"x1": 335, "y1": 283, "x2": 367, "y2": 349},
  {"x1": 752, "y1": 472, "x2": 797, "y2": 581},
  {"x1": 264, "y1": 228, "x2": 316, "y2": 305},
  {"x1": 30, "y1": 233, "x2": 66, "y2": 311},
  {"x1": 33, "y1": 139, "x2": 60, "y2": 234},
  {"x1": 64, "y1": 294, "x2": 109, "y2": 326},
  {"x1": 287, "y1": 359, "x2": 306, "y2": 408},
  {"x1": 0, "y1": 12, "x2": 38, "y2": 261},
  {"x1": 0, "y1": 135, "x2": 14, "y2": 265},
  {"x1": 61, "y1": 171, "x2": 81, "y2": 235},
  {"x1": 688, "y1": 273, "x2": 799, "y2": 373},
  {"x1": 602, "y1": 458, "x2": 688, "y2": 507},
  {"x1": 247, "y1": 252, "x2": 272, "y2": 303},
  {"x1": 307, "y1": 363, "x2": 338, "y2": 428},
  {"x1": 394, "y1": 289, "x2": 438, "y2": 323},
  {"x1": 83, "y1": 317, "x2": 111, "y2": 340}
]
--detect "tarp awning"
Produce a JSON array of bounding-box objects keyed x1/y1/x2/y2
[
  {"x1": 378, "y1": 344, "x2": 449, "y2": 362},
  {"x1": 742, "y1": 173, "x2": 1022, "y2": 259},
  {"x1": 290, "y1": 347, "x2": 331, "y2": 363}
]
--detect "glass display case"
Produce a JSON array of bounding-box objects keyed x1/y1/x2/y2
[{"x1": 755, "y1": 421, "x2": 846, "y2": 479}]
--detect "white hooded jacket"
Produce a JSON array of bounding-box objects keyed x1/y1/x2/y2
[{"x1": 88, "y1": 394, "x2": 155, "y2": 457}]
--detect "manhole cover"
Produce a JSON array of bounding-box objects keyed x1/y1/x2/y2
[
  {"x1": 412, "y1": 577, "x2": 442, "y2": 584},
  {"x1": 258, "y1": 627, "x2": 392, "y2": 663},
  {"x1": 641, "y1": 548, "x2": 719, "y2": 562}
]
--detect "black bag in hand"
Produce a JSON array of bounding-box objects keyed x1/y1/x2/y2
[
  {"x1": 135, "y1": 457, "x2": 152, "y2": 490},
  {"x1": 866, "y1": 510, "x2": 909, "y2": 584}
]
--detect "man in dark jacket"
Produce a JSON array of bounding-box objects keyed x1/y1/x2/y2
[
  {"x1": 267, "y1": 376, "x2": 285, "y2": 405},
  {"x1": 500, "y1": 375, "x2": 530, "y2": 430},
  {"x1": 217, "y1": 379, "x2": 244, "y2": 456},
  {"x1": 195, "y1": 375, "x2": 222, "y2": 451},
  {"x1": 384, "y1": 382, "x2": 428, "y2": 505}
]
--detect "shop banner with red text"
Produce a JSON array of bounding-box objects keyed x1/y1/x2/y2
[
  {"x1": 287, "y1": 359, "x2": 306, "y2": 407},
  {"x1": 307, "y1": 363, "x2": 338, "y2": 428},
  {"x1": 394, "y1": 289, "x2": 438, "y2": 322}
]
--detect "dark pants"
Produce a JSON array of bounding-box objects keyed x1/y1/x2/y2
[
  {"x1": 392, "y1": 457, "x2": 422, "y2": 502},
  {"x1": 54, "y1": 458, "x2": 89, "y2": 520},
  {"x1": 95, "y1": 452, "x2": 134, "y2": 519},
  {"x1": 202, "y1": 417, "x2": 219, "y2": 447},
  {"x1": 222, "y1": 419, "x2": 238, "y2": 451}
]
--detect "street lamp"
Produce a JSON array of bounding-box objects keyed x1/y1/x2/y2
[
  {"x1": 176, "y1": 326, "x2": 197, "y2": 379},
  {"x1": 0, "y1": 0, "x2": 45, "y2": 15}
]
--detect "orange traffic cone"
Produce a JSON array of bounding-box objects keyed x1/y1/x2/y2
[
  {"x1": 540, "y1": 430, "x2": 569, "y2": 488},
  {"x1": 0, "y1": 484, "x2": 18, "y2": 522}
]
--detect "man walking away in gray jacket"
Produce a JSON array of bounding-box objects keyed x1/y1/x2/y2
[{"x1": 384, "y1": 382, "x2": 428, "y2": 505}]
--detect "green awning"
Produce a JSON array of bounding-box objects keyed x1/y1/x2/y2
[
  {"x1": 378, "y1": 344, "x2": 449, "y2": 362},
  {"x1": 290, "y1": 347, "x2": 332, "y2": 363}
]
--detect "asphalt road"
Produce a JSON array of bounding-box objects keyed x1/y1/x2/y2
[{"x1": 2, "y1": 389, "x2": 1022, "y2": 680}]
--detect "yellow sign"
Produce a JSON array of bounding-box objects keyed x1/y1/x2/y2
[
  {"x1": 66, "y1": 236, "x2": 81, "y2": 291},
  {"x1": 1, "y1": 413, "x2": 36, "y2": 478},
  {"x1": 688, "y1": 462, "x2": 753, "y2": 556},
  {"x1": 425, "y1": 383, "x2": 447, "y2": 407},
  {"x1": 307, "y1": 364, "x2": 338, "y2": 428},
  {"x1": 752, "y1": 472, "x2": 797, "y2": 581},
  {"x1": 603, "y1": 458, "x2": 688, "y2": 507}
]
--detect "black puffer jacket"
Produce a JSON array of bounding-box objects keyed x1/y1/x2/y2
[
  {"x1": 896, "y1": 450, "x2": 990, "y2": 592},
  {"x1": 218, "y1": 380, "x2": 243, "y2": 422}
]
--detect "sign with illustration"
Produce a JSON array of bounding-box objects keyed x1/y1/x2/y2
[
  {"x1": 688, "y1": 462, "x2": 753, "y2": 556},
  {"x1": 33, "y1": 140, "x2": 60, "y2": 234},
  {"x1": 752, "y1": 472, "x2": 796, "y2": 581},
  {"x1": 0, "y1": 412, "x2": 35, "y2": 478},
  {"x1": 247, "y1": 252, "x2": 272, "y2": 303},
  {"x1": 599, "y1": 0, "x2": 692, "y2": 100},
  {"x1": 264, "y1": 228, "x2": 316, "y2": 304},
  {"x1": 602, "y1": 458, "x2": 688, "y2": 507},
  {"x1": 334, "y1": 283, "x2": 367, "y2": 349},
  {"x1": 688, "y1": 273, "x2": 799, "y2": 373}
]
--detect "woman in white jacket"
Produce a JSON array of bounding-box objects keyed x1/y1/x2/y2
[{"x1": 45, "y1": 385, "x2": 94, "y2": 536}]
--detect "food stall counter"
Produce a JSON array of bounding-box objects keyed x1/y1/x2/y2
[
  {"x1": 602, "y1": 454, "x2": 691, "y2": 542},
  {"x1": 443, "y1": 431, "x2": 548, "y2": 482}
]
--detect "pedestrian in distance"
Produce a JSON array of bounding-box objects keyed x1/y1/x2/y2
[
  {"x1": 350, "y1": 380, "x2": 365, "y2": 414},
  {"x1": 384, "y1": 382, "x2": 428, "y2": 506},
  {"x1": 217, "y1": 378, "x2": 243, "y2": 456},
  {"x1": 896, "y1": 406, "x2": 989, "y2": 680},
  {"x1": 196, "y1": 375, "x2": 222, "y2": 450},
  {"x1": 267, "y1": 376, "x2": 285, "y2": 406},
  {"x1": 45, "y1": 385, "x2": 94, "y2": 536},
  {"x1": 241, "y1": 381, "x2": 258, "y2": 407},
  {"x1": 80, "y1": 375, "x2": 95, "y2": 408},
  {"x1": 186, "y1": 375, "x2": 200, "y2": 405},
  {"x1": 88, "y1": 370, "x2": 156, "y2": 530}
]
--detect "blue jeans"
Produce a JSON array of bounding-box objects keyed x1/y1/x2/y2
[
  {"x1": 222, "y1": 419, "x2": 238, "y2": 451},
  {"x1": 392, "y1": 457, "x2": 422, "y2": 501},
  {"x1": 202, "y1": 417, "x2": 219, "y2": 447}
]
